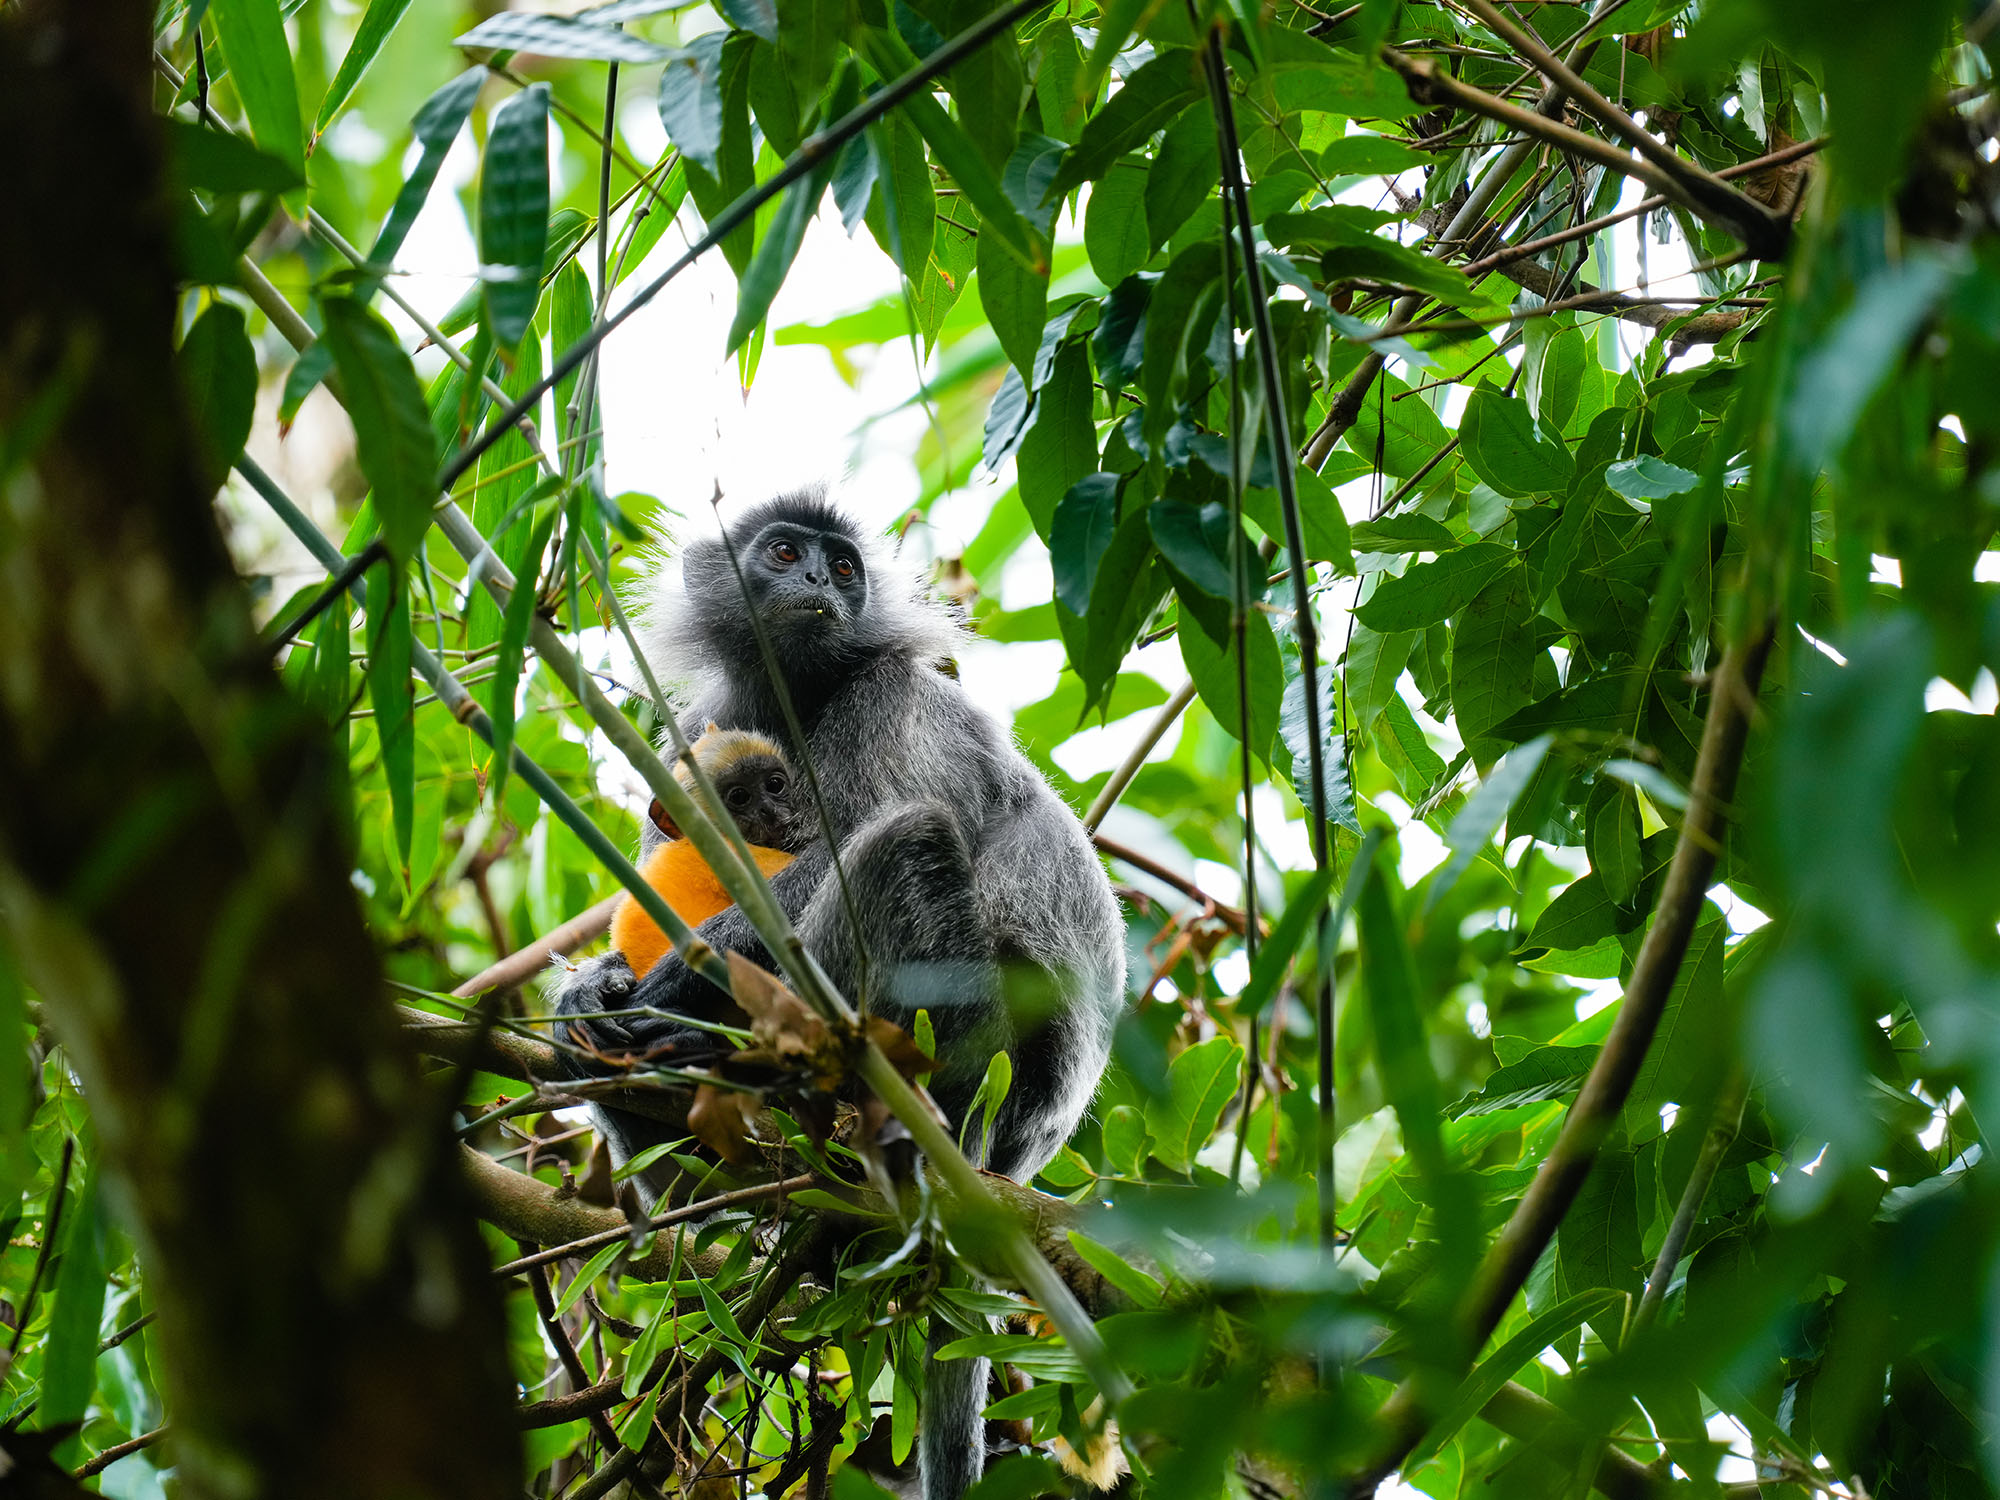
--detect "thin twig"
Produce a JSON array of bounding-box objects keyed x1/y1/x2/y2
[
  {"x1": 74, "y1": 1425, "x2": 165, "y2": 1479},
  {"x1": 1451, "y1": 0, "x2": 1790, "y2": 257},
  {"x1": 1095, "y1": 834, "x2": 1251, "y2": 934},
  {"x1": 1632, "y1": 1072, "x2": 1748, "y2": 1333},
  {"x1": 491, "y1": 1174, "x2": 815, "y2": 1279},
  {"x1": 1082, "y1": 680, "x2": 1199, "y2": 831},
  {"x1": 451, "y1": 897, "x2": 621, "y2": 999},
  {"x1": 8, "y1": 1138, "x2": 72, "y2": 1356}
]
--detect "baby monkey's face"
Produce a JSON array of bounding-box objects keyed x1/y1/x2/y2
[{"x1": 711, "y1": 752, "x2": 799, "y2": 851}]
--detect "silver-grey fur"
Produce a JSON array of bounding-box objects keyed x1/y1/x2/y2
[{"x1": 551, "y1": 491, "x2": 1125, "y2": 1500}]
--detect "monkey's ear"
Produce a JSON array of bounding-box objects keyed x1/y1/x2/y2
[
  {"x1": 703, "y1": 719, "x2": 720, "y2": 735},
  {"x1": 648, "y1": 798, "x2": 681, "y2": 840}
]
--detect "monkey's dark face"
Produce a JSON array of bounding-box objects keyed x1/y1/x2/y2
[
  {"x1": 712, "y1": 752, "x2": 801, "y2": 850},
  {"x1": 741, "y1": 520, "x2": 867, "y2": 641}
]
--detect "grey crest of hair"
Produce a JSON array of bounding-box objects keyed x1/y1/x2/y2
[{"x1": 550, "y1": 489, "x2": 1127, "y2": 1500}]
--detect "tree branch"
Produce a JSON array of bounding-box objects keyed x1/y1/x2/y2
[
  {"x1": 451, "y1": 897, "x2": 619, "y2": 999},
  {"x1": 1381, "y1": 47, "x2": 1774, "y2": 251},
  {"x1": 1452, "y1": 0, "x2": 1791, "y2": 257}
]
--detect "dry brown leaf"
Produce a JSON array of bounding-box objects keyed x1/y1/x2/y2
[
  {"x1": 863, "y1": 1015, "x2": 935, "y2": 1080},
  {"x1": 727, "y1": 952, "x2": 834, "y2": 1067},
  {"x1": 687, "y1": 1083, "x2": 761, "y2": 1163}
]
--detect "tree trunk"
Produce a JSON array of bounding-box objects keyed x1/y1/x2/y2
[{"x1": 0, "y1": 3, "x2": 520, "y2": 1494}]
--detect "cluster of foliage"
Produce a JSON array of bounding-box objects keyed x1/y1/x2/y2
[{"x1": 3, "y1": 0, "x2": 2000, "y2": 1497}]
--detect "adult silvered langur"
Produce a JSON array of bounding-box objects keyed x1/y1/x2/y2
[{"x1": 552, "y1": 491, "x2": 1127, "y2": 1500}]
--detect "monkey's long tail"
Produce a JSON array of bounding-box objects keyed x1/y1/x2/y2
[{"x1": 919, "y1": 1315, "x2": 986, "y2": 1500}]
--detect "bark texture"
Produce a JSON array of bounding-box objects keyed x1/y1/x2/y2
[{"x1": 0, "y1": 3, "x2": 520, "y2": 1493}]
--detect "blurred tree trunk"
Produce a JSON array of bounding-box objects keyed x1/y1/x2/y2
[{"x1": 0, "y1": 3, "x2": 520, "y2": 1495}]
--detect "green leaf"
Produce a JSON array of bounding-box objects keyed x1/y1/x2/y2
[
  {"x1": 1067, "y1": 1230, "x2": 1164, "y2": 1309},
  {"x1": 1460, "y1": 387, "x2": 1574, "y2": 498},
  {"x1": 1319, "y1": 132, "x2": 1426, "y2": 177},
  {"x1": 1586, "y1": 779, "x2": 1644, "y2": 904},
  {"x1": 728, "y1": 160, "x2": 833, "y2": 353},
  {"x1": 1445, "y1": 1045, "x2": 1599, "y2": 1119},
  {"x1": 1273, "y1": 210, "x2": 1473, "y2": 305},
  {"x1": 455, "y1": 11, "x2": 672, "y2": 60},
  {"x1": 487, "y1": 485, "x2": 560, "y2": 810},
  {"x1": 167, "y1": 117, "x2": 301, "y2": 193},
  {"x1": 1242, "y1": 463, "x2": 1353, "y2": 575},
  {"x1": 365, "y1": 564, "x2": 415, "y2": 868},
  {"x1": 479, "y1": 83, "x2": 552, "y2": 350},
  {"x1": 1353, "y1": 543, "x2": 1512, "y2": 632},
  {"x1": 717, "y1": 0, "x2": 779, "y2": 41},
  {"x1": 1144, "y1": 1035, "x2": 1243, "y2": 1173},
  {"x1": 209, "y1": 0, "x2": 305, "y2": 201},
  {"x1": 1344, "y1": 625, "x2": 1414, "y2": 731},
  {"x1": 1016, "y1": 339, "x2": 1098, "y2": 535},
  {"x1": 1523, "y1": 872, "x2": 1628, "y2": 952},
  {"x1": 318, "y1": 297, "x2": 436, "y2": 565},
  {"x1": 1407, "y1": 1289, "x2": 1624, "y2": 1464},
  {"x1": 866, "y1": 114, "x2": 936, "y2": 283},
  {"x1": 1101, "y1": 1103, "x2": 1149, "y2": 1177},
  {"x1": 1280, "y1": 663, "x2": 1362, "y2": 835},
  {"x1": 657, "y1": 34, "x2": 727, "y2": 175},
  {"x1": 1236, "y1": 865, "x2": 1338, "y2": 1020},
  {"x1": 1051, "y1": 472, "x2": 1122, "y2": 615},
  {"x1": 776, "y1": 0, "x2": 850, "y2": 103},
  {"x1": 368, "y1": 68, "x2": 486, "y2": 275},
  {"x1": 1144, "y1": 100, "x2": 1218, "y2": 249},
  {"x1": 1605, "y1": 454, "x2": 1699, "y2": 502},
  {"x1": 977, "y1": 217, "x2": 1049, "y2": 378},
  {"x1": 1357, "y1": 862, "x2": 1451, "y2": 1189},
  {"x1": 178, "y1": 300, "x2": 258, "y2": 489},
  {"x1": 1626, "y1": 909, "x2": 1726, "y2": 1117},
  {"x1": 1048, "y1": 49, "x2": 1203, "y2": 202},
  {"x1": 1085, "y1": 158, "x2": 1152, "y2": 287},
  {"x1": 314, "y1": 0, "x2": 415, "y2": 140},
  {"x1": 858, "y1": 30, "x2": 1046, "y2": 274},
  {"x1": 40, "y1": 1165, "x2": 104, "y2": 1468},
  {"x1": 1450, "y1": 568, "x2": 1537, "y2": 764},
  {"x1": 1426, "y1": 734, "x2": 1554, "y2": 913},
  {"x1": 910, "y1": 207, "x2": 978, "y2": 354},
  {"x1": 1181, "y1": 607, "x2": 1283, "y2": 763},
  {"x1": 1343, "y1": 372, "x2": 1450, "y2": 476},
  {"x1": 1148, "y1": 499, "x2": 1239, "y2": 605}
]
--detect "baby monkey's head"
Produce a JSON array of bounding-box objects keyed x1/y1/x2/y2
[{"x1": 649, "y1": 723, "x2": 804, "y2": 852}]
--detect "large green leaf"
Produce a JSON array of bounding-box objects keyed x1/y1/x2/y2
[
  {"x1": 1048, "y1": 49, "x2": 1203, "y2": 201},
  {"x1": 41, "y1": 1165, "x2": 104, "y2": 1467},
  {"x1": 314, "y1": 0, "x2": 415, "y2": 141},
  {"x1": 657, "y1": 34, "x2": 727, "y2": 175},
  {"x1": 318, "y1": 297, "x2": 436, "y2": 565},
  {"x1": 177, "y1": 300, "x2": 258, "y2": 489},
  {"x1": 1144, "y1": 1035, "x2": 1244, "y2": 1173},
  {"x1": 454, "y1": 11, "x2": 672, "y2": 60},
  {"x1": 209, "y1": 0, "x2": 305, "y2": 200},
  {"x1": 1460, "y1": 387, "x2": 1574, "y2": 498},
  {"x1": 1178, "y1": 604, "x2": 1280, "y2": 763},
  {"x1": 1354, "y1": 544, "x2": 1512, "y2": 633},
  {"x1": 479, "y1": 83, "x2": 551, "y2": 350}
]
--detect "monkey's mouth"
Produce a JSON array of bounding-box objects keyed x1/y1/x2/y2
[{"x1": 765, "y1": 596, "x2": 842, "y2": 623}]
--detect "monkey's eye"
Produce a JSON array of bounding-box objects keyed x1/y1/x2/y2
[
  {"x1": 765, "y1": 773, "x2": 788, "y2": 796},
  {"x1": 832, "y1": 555, "x2": 855, "y2": 580},
  {"x1": 726, "y1": 786, "x2": 752, "y2": 809},
  {"x1": 769, "y1": 540, "x2": 799, "y2": 566}
]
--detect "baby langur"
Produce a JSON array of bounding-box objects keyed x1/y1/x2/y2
[{"x1": 608, "y1": 725, "x2": 805, "y2": 980}]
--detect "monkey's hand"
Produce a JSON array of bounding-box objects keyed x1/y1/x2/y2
[{"x1": 552, "y1": 951, "x2": 730, "y2": 1068}]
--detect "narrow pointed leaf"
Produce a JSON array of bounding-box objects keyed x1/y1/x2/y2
[
  {"x1": 480, "y1": 83, "x2": 551, "y2": 349},
  {"x1": 315, "y1": 0, "x2": 415, "y2": 139},
  {"x1": 319, "y1": 297, "x2": 436, "y2": 564}
]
